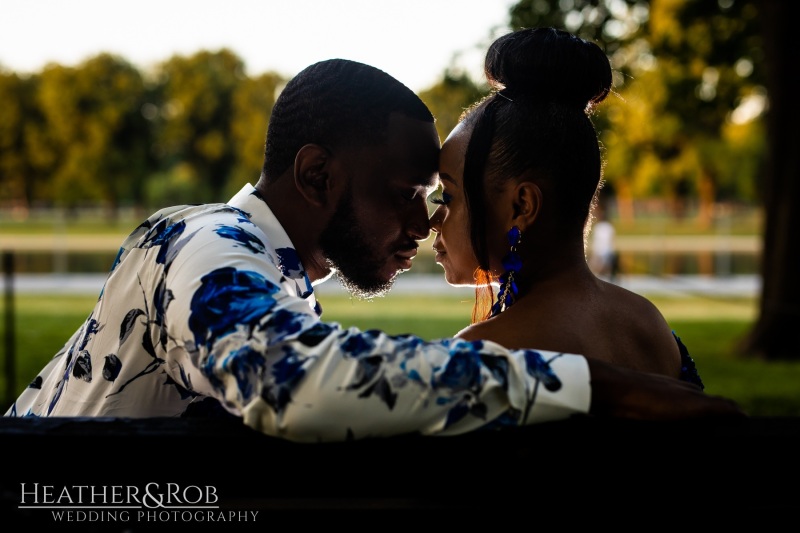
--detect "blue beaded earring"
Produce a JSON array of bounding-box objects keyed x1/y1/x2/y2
[{"x1": 490, "y1": 226, "x2": 522, "y2": 317}]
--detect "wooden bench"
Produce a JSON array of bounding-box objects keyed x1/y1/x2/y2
[{"x1": 2, "y1": 415, "x2": 799, "y2": 527}]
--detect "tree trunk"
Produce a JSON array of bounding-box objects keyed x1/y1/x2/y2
[
  {"x1": 742, "y1": 0, "x2": 800, "y2": 360},
  {"x1": 696, "y1": 169, "x2": 715, "y2": 230},
  {"x1": 614, "y1": 181, "x2": 636, "y2": 228}
]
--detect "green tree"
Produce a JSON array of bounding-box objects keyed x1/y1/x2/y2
[
  {"x1": 743, "y1": 0, "x2": 799, "y2": 360},
  {"x1": 228, "y1": 72, "x2": 285, "y2": 198},
  {"x1": 0, "y1": 72, "x2": 54, "y2": 208},
  {"x1": 151, "y1": 49, "x2": 245, "y2": 203},
  {"x1": 646, "y1": 0, "x2": 763, "y2": 224},
  {"x1": 36, "y1": 54, "x2": 151, "y2": 214},
  {"x1": 418, "y1": 70, "x2": 488, "y2": 143},
  {"x1": 510, "y1": 0, "x2": 647, "y2": 57}
]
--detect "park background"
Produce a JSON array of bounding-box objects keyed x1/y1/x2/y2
[{"x1": 1, "y1": 0, "x2": 798, "y2": 416}]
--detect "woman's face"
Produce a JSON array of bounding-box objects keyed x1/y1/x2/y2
[{"x1": 430, "y1": 123, "x2": 482, "y2": 286}]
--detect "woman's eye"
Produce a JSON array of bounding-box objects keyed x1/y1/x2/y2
[{"x1": 430, "y1": 192, "x2": 453, "y2": 206}]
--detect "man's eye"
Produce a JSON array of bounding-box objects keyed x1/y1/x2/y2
[
  {"x1": 430, "y1": 192, "x2": 453, "y2": 206},
  {"x1": 401, "y1": 190, "x2": 418, "y2": 202}
]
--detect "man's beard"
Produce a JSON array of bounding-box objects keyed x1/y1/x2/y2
[{"x1": 319, "y1": 188, "x2": 399, "y2": 300}]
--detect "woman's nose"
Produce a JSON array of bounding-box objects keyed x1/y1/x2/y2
[{"x1": 429, "y1": 204, "x2": 444, "y2": 233}]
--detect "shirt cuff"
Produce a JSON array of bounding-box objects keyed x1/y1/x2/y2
[{"x1": 523, "y1": 353, "x2": 591, "y2": 424}]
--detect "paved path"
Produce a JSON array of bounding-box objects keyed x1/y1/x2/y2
[{"x1": 2, "y1": 273, "x2": 761, "y2": 298}]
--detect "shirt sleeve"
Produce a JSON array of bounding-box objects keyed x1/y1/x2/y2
[{"x1": 163, "y1": 219, "x2": 592, "y2": 443}]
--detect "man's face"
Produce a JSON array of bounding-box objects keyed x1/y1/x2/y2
[{"x1": 320, "y1": 114, "x2": 440, "y2": 299}]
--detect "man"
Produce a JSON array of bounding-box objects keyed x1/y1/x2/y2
[{"x1": 4, "y1": 59, "x2": 742, "y2": 441}]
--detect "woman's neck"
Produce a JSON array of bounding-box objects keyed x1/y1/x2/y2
[{"x1": 513, "y1": 237, "x2": 594, "y2": 299}]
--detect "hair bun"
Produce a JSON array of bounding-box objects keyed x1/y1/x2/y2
[{"x1": 485, "y1": 27, "x2": 612, "y2": 110}]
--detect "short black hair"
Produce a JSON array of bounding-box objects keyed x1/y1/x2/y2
[{"x1": 262, "y1": 59, "x2": 434, "y2": 181}]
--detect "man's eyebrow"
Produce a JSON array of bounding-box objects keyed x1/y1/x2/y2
[
  {"x1": 422, "y1": 173, "x2": 439, "y2": 184},
  {"x1": 409, "y1": 171, "x2": 439, "y2": 188}
]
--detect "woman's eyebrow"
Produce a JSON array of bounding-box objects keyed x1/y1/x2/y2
[{"x1": 439, "y1": 173, "x2": 457, "y2": 185}]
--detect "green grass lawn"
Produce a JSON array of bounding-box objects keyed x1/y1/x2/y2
[{"x1": 3, "y1": 292, "x2": 798, "y2": 417}]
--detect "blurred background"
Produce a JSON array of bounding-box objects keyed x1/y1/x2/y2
[{"x1": 1, "y1": 0, "x2": 798, "y2": 415}]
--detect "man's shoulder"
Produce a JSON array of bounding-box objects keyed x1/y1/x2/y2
[
  {"x1": 117, "y1": 202, "x2": 268, "y2": 254},
  {"x1": 138, "y1": 203, "x2": 261, "y2": 234},
  {"x1": 157, "y1": 202, "x2": 251, "y2": 223}
]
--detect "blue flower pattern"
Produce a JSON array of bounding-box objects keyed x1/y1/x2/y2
[
  {"x1": 276, "y1": 247, "x2": 313, "y2": 298},
  {"x1": 215, "y1": 225, "x2": 266, "y2": 255},
  {"x1": 188, "y1": 267, "x2": 281, "y2": 352}
]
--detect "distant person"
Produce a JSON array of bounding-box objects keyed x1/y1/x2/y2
[
  {"x1": 589, "y1": 206, "x2": 619, "y2": 282},
  {"x1": 6, "y1": 58, "x2": 737, "y2": 441},
  {"x1": 430, "y1": 27, "x2": 703, "y2": 386}
]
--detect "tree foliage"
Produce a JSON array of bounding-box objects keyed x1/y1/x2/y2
[
  {"x1": 36, "y1": 55, "x2": 152, "y2": 213},
  {"x1": 228, "y1": 72, "x2": 284, "y2": 198},
  {"x1": 0, "y1": 49, "x2": 286, "y2": 211},
  {"x1": 0, "y1": 72, "x2": 49, "y2": 207},
  {"x1": 150, "y1": 49, "x2": 246, "y2": 203},
  {"x1": 419, "y1": 70, "x2": 488, "y2": 144}
]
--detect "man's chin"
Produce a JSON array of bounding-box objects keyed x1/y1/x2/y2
[
  {"x1": 335, "y1": 269, "x2": 399, "y2": 300},
  {"x1": 311, "y1": 268, "x2": 337, "y2": 287}
]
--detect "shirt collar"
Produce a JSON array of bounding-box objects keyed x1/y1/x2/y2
[
  {"x1": 228, "y1": 183, "x2": 295, "y2": 252},
  {"x1": 227, "y1": 183, "x2": 321, "y2": 316}
]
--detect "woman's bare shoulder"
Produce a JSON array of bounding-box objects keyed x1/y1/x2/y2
[
  {"x1": 602, "y1": 281, "x2": 681, "y2": 369},
  {"x1": 604, "y1": 281, "x2": 669, "y2": 323},
  {"x1": 455, "y1": 321, "x2": 490, "y2": 342},
  {"x1": 454, "y1": 317, "x2": 516, "y2": 347}
]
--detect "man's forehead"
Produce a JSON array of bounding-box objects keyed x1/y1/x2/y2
[
  {"x1": 381, "y1": 153, "x2": 439, "y2": 188},
  {"x1": 382, "y1": 114, "x2": 440, "y2": 178}
]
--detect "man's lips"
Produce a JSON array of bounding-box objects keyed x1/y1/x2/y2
[
  {"x1": 394, "y1": 248, "x2": 418, "y2": 261},
  {"x1": 392, "y1": 247, "x2": 417, "y2": 271}
]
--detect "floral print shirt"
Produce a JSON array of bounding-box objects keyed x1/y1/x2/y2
[{"x1": 5, "y1": 184, "x2": 591, "y2": 442}]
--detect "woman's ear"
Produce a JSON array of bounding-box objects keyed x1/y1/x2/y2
[
  {"x1": 511, "y1": 181, "x2": 542, "y2": 231},
  {"x1": 293, "y1": 144, "x2": 332, "y2": 207}
]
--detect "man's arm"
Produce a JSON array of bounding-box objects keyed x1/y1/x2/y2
[
  {"x1": 586, "y1": 358, "x2": 744, "y2": 419},
  {"x1": 241, "y1": 323, "x2": 593, "y2": 442},
  {"x1": 170, "y1": 273, "x2": 593, "y2": 441}
]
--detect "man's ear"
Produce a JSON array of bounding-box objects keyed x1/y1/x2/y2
[
  {"x1": 511, "y1": 181, "x2": 542, "y2": 230},
  {"x1": 293, "y1": 144, "x2": 332, "y2": 207}
]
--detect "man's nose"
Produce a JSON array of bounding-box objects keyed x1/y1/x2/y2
[
  {"x1": 409, "y1": 217, "x2": 431, "y2": 241},
  {"x1": 408, "y1": 202, "x2": 431, "y2": 241}
]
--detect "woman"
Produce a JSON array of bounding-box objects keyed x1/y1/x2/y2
[{"x1": 429, "y1": 27, "x2": 702, "y2": 386}]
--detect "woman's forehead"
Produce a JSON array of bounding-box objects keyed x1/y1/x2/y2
[
  {"x1": 444, "y1": 121, "x2": 471, "y2": 144},
  {"x1": 439, "y1": 127, "x2": 469, "y2": 184}
]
